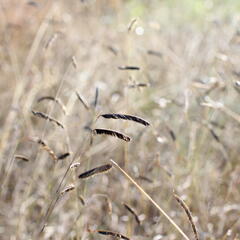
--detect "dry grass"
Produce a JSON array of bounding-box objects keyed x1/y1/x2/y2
[{"x1": 0, "y1": 0, "x2": 240, "y2": 239}]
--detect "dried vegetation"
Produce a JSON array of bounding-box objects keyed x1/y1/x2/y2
[{"x1": 0, "y1": 0, "x2": 240, "y2": 239}]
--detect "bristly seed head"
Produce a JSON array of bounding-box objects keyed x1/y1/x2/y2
[
  {"x1": 15, "y1": 155, "x2": 30, "y2": 162},
  {"x1": 57, "y1": 152, "x2": 70, "y2": 160},
  {"x1": 92, "y1": 128, "x2": 131, "y2": 142},
  {"x1": 70, "y1": 162, "x2": 81, "y2": 169},
  {"x1": 99, "y1": 113, "x2": 150, "y2": 126},
  {"x1": 60, "y1": 184, "x2": 75, "y2": 195},
  {"x1": 78, "y1": 164, "x2": 112, "y2": 179}
]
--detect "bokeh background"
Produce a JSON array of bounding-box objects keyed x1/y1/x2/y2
[{"x1": 0, "y1": 0, "x2": 240, "y2": 239}]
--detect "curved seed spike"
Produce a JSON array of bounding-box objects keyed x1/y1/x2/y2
[
  {"x1": 93, "y1": 128, "x2": 131, "y2": 142},
  {"x1": 97, "y1": 230, "x2": 130, "y2": 240},
  {"x1": 100, "y1": 113, "x2": 150, "y2": 126},
  {"x1": 78, "y1": 164, "x2": 112, "y2": 179}
]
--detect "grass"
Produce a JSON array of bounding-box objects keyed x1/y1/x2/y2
[{"x1": 0, "y1": 0, "x2": 240, "y2": 239}]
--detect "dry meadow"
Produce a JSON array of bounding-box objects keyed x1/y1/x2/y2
[{"x1": 0, "y1": 0, "x2": 240, "y2": 239}]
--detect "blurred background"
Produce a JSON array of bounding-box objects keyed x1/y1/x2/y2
[{"x1": 0, "y1": 0, "x2": 240, "y2": 239}]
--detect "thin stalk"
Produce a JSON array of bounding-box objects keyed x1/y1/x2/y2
[{"x1": 110, "y1": 159, "x2": 190, "y2": 240}]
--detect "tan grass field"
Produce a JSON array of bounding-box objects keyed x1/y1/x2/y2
[{"x1": 0, "y1": 0, "x2": 240, "y2": 239}]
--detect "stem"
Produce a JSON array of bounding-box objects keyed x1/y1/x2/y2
[{"x1": 110, "y1": 159, "x2": 190, "y2": 240}]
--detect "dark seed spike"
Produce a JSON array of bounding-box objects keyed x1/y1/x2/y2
[
  {"x1": 37, "y1": 139, "x2": 46, "y2": 146},
  {"x1": 164, "y1": 124, "x2": 176, "y2": 142},
  {"x1": 60, "y1": 184, "x2": 75, "y2": 195},
  {"x1": 210, "y1": 120, "x2": 225, "y2": 129},
  {"x1": 100, "y1": 113, "x2": 150, "y2": 126},
  {"x1": 97, "y1": 230, "x2": 130, "y2": 240},
  {"x1": 128, "y1": 18, "x2": 137, "y2": 32},
  {"x1": 37, "y1": 96, "x2": 55, "y2": 102},
  {"x1": 32, "y1": 110, "x2": 48, "y2": 120},
  {"x1": 15, "y1": 155, "x2": 30, "y2": 162},
  {"x1": 147, "y1": 50, "x2": 162, "y2": 58},
  {"x1": 167, "y1": 128, "x2": 176, "y2": 142},
  {"x1": 137, "y1": 175, "x2": 153, "y2": 183},
  {"x1": 92, "y1": 128, "x2": 131, "y2": 142},
  {"x1": 78, "y1": 164, "x2": 112, "y2": 179},
  {"x1": 31, "y1": 137, "x2": 58, "y2": 161},
  {"x1": 27, "y1": 1, "x2": 38, "y2": 7},
  {"x1": 32, "y1": 110, "x2": 64, "y2": 129},
  {"x1": 138, "y1": 83, "x2": 148, "y2": 87},
  {"x1": 94, "y1": 87, "x2": 99, "y2": 108},
  {"x1": 78, "y1": 168, "x2": 96, "y2": 179},
  {"x1": 128, "y1": 83, "x2": 149, "y2": 88},
  {"x1": 174, "y1": 194, "x2": 199, "y2": 240},
  {"x1": 123, "y1": 203, "x2": 141, "y2": 225},
  {"x1": 106, "y1": 45, "x2": 118, "y2": 56},
  {"x1": 209, "y1": 129, "x2": 220, "y2": 143},
  {"x1": 78, "y1": 195, "x2": 85, "y2": 205},
  {"x1": 57, "y1": 152, "x2": 70, "y2": 160},
  {"x1": 118, "y1": 66, "x2": 140, "y2": 70}
]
